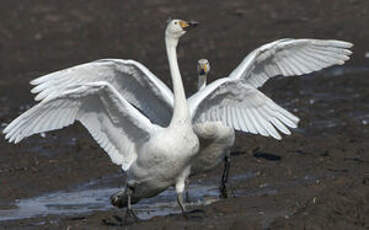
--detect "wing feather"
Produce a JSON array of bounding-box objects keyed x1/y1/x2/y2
[
  {"x1": 241, "y1": 109, "x2": 257, "y2": 134},
  {"x1": 189, "y1": 79, "x2": 299, "y2": 139},
  {"x1": 291, "y1": 53, "x2": 314, "y2": 73},
  {"x1": 228, "y1": 39, "x2": 353, "y2": 88},
  {"x1": 285, "y1": 55, "x2": 305, "y2": 75},
  {"x1": 252, "y1": 108, "x2": 272, "y2": 137},
  {"x1": 256, "y1": 107, "x2": 281, "y2": 140},
  {"x1": 258, "y1": 107, "x2": 291, "y2": 135},
  {"x1": 281, "y1": 59, "x2": 297, "y2": 76},
  {"x1": 251, "y1": 108, "x2": 269, "y2": 136},
  {"x1": 229, "y1": 107, "x2": 239, "y2": 130},
  {"x1": 30, "y1": 59, "x2": 174, "y2": 126},
  {"x1": 236, "y1": 109, "x2": 248, "y2": 132},
  {"x1": 4, "y1": 82, "x2": 154, "y2": 170},
  {"x1": 224, "y1": 106, "x2": 231, "y2": 127},
  {"x1": 263, "y1": 105, "x2": 297, "y2": 129},
  {"x1": 191, "y1": 39, "x2": 351, "y2": 138}
]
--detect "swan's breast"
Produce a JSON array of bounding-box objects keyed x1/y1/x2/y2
[{"x1": 131, "y1": 126, "x2": 199, "y2": 181}]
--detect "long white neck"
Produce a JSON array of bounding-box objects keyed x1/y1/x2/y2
[
  {"x1": 166, "y1": 36, "x2": 190, "y2": 126},
  {"x1": 198, "y1": 74, "x2": 207, "y2": 91}
]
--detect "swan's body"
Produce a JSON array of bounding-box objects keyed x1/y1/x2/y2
[
  {"x1": 4, "y1": 20, "x2": 352, "y2": 213},
  {"x1": 192, "y1": 121, "x2": 234, "y2": 175}
]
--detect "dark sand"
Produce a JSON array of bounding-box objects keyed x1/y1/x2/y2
[{"x1": 1, "y1": 0, "x2": 369, "y2": 229}]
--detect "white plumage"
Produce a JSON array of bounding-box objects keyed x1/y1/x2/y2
[
  {"x1": 189, "y1": 39, "x2": 352, "y2": 139},
  {"x1": 30, "y1": 59, "x2": 174, "y2": 127},
  {"x1": 6, "y1": 82, "x2": 153, "y2": 168},
  {"x1": 229, "y1": 39, "x2": 352, "y2": 88}
]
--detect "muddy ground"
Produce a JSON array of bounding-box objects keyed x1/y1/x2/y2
[{"x1": 1, "y1": 0, "x2": 369, "y2": 229}]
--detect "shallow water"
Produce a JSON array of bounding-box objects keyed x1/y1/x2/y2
[
  {"x1": 0, "y1": 170, "x2": 322, "y2": 222},
  {"x1": 0, "y1": 172, "x2": 255, "y2": 222}
]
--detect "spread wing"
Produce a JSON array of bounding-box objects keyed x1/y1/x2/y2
[
  {"x1": 4, "y1": 81, "x2": 157, "y2": 171},
  {"x1": 30, "y1": 59, "x2": 174, "y2": 126},
  {"x1": 188, "y1": 78, "x2": 299, "y2": 140},
  {"x1": 228, "y1": 39, "x2": 353, "y2": 88},
  {"x1": 188, "y1": 39, "x2": 353, "y2": 139}
]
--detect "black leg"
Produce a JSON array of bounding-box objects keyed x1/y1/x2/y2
[
  {"x1": 124, "y1": 186, "x2": 139, "y2": 224},
  {"x1": 219, "y1": 154, "x2": 231, "y2": 198},
  {"x1": 185, "y1": 178, "x2": 190, "y2": 203}
]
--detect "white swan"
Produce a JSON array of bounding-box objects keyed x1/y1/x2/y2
[
  {"x1": 3, "y1": 19, "x2": 200, "y2": 215},
  {"x1": 190, "y1": 59, "x2": 235, "y2": 198}
]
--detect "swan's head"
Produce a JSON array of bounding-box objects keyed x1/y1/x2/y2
[
  {"x1": 197, "y1": 58, "x2": 210, "y2": 76},
  {"x1": 165, "y1": 19, "x2": 199, "y2": 39},
  {"x1": 197, "y1": 59, "x2": 210, "y2": 91}
]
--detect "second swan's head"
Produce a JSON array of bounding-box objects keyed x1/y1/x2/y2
[
  {"x1": 165, "y1": 19, "x2": 199, "y2": 39},
  {"x1": 197, "y1": 58, "x2": 210, "y2": 76}
]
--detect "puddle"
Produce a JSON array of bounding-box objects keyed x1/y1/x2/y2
[
  {"x1": 0, "y1": 172, "x2": 255, "y2": 222},
  {"x1": 0, "y1": 187, "x2": 117, "y2": 221},
  {"x1": 0, "y1": 168, "x2": 325, "y2": 226}
]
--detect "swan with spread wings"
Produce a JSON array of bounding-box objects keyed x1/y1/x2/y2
[{"x1": 4, "y1": 19, "x2": 201, "y2": 216}]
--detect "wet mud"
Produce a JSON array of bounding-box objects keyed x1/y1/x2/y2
[{"x1": 1, "y1": 0, "x2": 369, "y2": 229}]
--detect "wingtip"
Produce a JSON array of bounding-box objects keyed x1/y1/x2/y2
[
  {"x1": 270, "y1": 133, "x2": 283, "y2": 141},
  {"x1": 7, "y1": 138, "x2": 15, "y2": 144},
  {"x1": 8, "y1": 135, "x2": 15, "y2": 143},
  {"x1": 288, "y1": 122, "x2": 298, "y2": 129},
  {"x1": 14, "y1": 137, "x2": 22, "y2": 144},
  {"x1": 346, "y1": 41, "x2": 354, "y2": 48},
  {"x1": 30, "y1": 78, "x2": 41, "y2": 86},
  {"x1": 4, "y1": 129, "x2": 16, "y2": 142},
  {"x1": 296, "y1": 117, "x2": 301, "y2": 125},
  {"x1": 290, "y1": 114, "x2": 300, "y2": 126},
  {"x1": 335, "y1": 40, "x2": 354, "y2": 49},
  {"x1": 30, "y1": 86, "x2": 41, "y2": 94},
  {"x1": 34, "y1": 94, "x2": 43, "y2": 101},
  {"x1": 3, "y1": 127, "x2": 9, "y2": 135}
]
